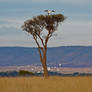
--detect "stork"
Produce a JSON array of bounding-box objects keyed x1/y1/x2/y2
[{"x1": 44, "y1": 10, "x2": 55, "y2": 15}]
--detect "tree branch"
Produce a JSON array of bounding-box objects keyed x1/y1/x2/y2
[
  {"x1": 33, "y1": 36, "x2": 43, "y2": 62},
  {"x1": 37, "y1": 34, "x2": 45, "y2": 48},
  {"x1": 45, "y1": 31, "x2": 51, "y2": 47}
]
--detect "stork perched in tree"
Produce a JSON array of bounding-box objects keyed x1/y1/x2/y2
[{"x1": 44, "y1": 10, "x2": 55, "y2": 15}]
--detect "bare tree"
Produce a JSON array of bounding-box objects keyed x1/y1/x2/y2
[{"x1": 22, "y1": 14, "x2": 65, "y2": 77}]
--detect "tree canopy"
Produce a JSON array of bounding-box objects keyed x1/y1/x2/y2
[{"x1": 22, "y1": 14, "x2": 65, "y2": 45}]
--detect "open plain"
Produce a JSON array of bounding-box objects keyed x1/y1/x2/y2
[{"x1": 0, "y1": 76, "x2": 92, "y2": 92}]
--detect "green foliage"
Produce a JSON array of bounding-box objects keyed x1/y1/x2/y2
[
  {"x1": 19, "y1": 70, "x2": 35, "y2": 76},
  {"x1": 73, "y1": 72, "x2": 79, "y2": 76}
]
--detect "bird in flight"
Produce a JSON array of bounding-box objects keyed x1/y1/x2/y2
[{"x1": 44, "y1": 10, "x2": 55, "y2": 15}]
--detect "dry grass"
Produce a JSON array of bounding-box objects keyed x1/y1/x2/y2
[{"x1": 0, "y1": 76, "x2": 92, "y2": 92}]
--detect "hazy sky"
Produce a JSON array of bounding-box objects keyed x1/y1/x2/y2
[{"x1": 0, "y1": 0, "x2": 92, "y2": 47}]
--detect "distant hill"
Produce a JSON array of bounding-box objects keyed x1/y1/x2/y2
[{"x1": 0, "y1": 46, "x2": 92, "y2": 67}]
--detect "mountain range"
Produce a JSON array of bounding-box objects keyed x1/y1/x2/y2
[{"x1": 0, "y1": 46, "x2": 92, "y2": 67}]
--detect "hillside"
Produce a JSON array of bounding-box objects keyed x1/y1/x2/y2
[{"x1": 0, "y1": 46, "x2": 92, "y2": 67}]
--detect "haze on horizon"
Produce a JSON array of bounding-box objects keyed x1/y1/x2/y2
[{"x1": 0, "y1": 0, "x2": 92, "y2": 47}]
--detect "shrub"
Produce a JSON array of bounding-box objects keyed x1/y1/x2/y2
[{"x1": 19, "y1": 70, "x2": 35, "y2": 76}]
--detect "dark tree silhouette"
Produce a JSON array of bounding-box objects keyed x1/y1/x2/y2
[{"x1": 22, "y1": 14, "x2": 65, "y2": 77}]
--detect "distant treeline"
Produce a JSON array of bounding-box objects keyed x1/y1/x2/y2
[
  {"x1": 0, "y1": 70, "x2": 35, "y2": 77},
  {"x1": 0, "y1": 70, "x2": 92, "y2": 77}
]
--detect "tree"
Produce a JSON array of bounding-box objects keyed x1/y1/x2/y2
[{"x1": 22, "y1": 14, "x2": 65, "y2": 77}]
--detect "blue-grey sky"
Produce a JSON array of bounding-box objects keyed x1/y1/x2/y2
[{"x1": 0, "y1": 0, "x2": 92, "y2": 47}]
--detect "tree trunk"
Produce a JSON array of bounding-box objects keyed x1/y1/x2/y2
[
  {"x1": 42, "y1": 49, "x2": 48, "y2": 78},
  {"x1": 42, "y1": 60, "x2": 48, "y2": 77}
]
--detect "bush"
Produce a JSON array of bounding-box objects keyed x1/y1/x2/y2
[
  {"x1": 0, "y1": 71, "x2": 18, "y2": 77},
  {"x1": 73, "y1": 72, "x2": 79, "y2": 76},
  {"x1": 19, "y1": 70, "x2": 35, "y2": 76}
]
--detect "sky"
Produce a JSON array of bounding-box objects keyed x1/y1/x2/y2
[{"x1": 0, "y1": 0, "x2": 92, "y2": 47}]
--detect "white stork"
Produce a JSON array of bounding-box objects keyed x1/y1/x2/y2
[{"x1": 44, "y1": 10, "x2": 55, "y2": 15}]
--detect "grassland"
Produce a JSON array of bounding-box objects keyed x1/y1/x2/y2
[{"x1": 0, "y1": 76, "x2": 92, "y2": 92}]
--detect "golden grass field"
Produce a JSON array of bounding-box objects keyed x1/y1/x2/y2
[{"x1": 0, "y1": 76, "x2": 92, "y2": 92}]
